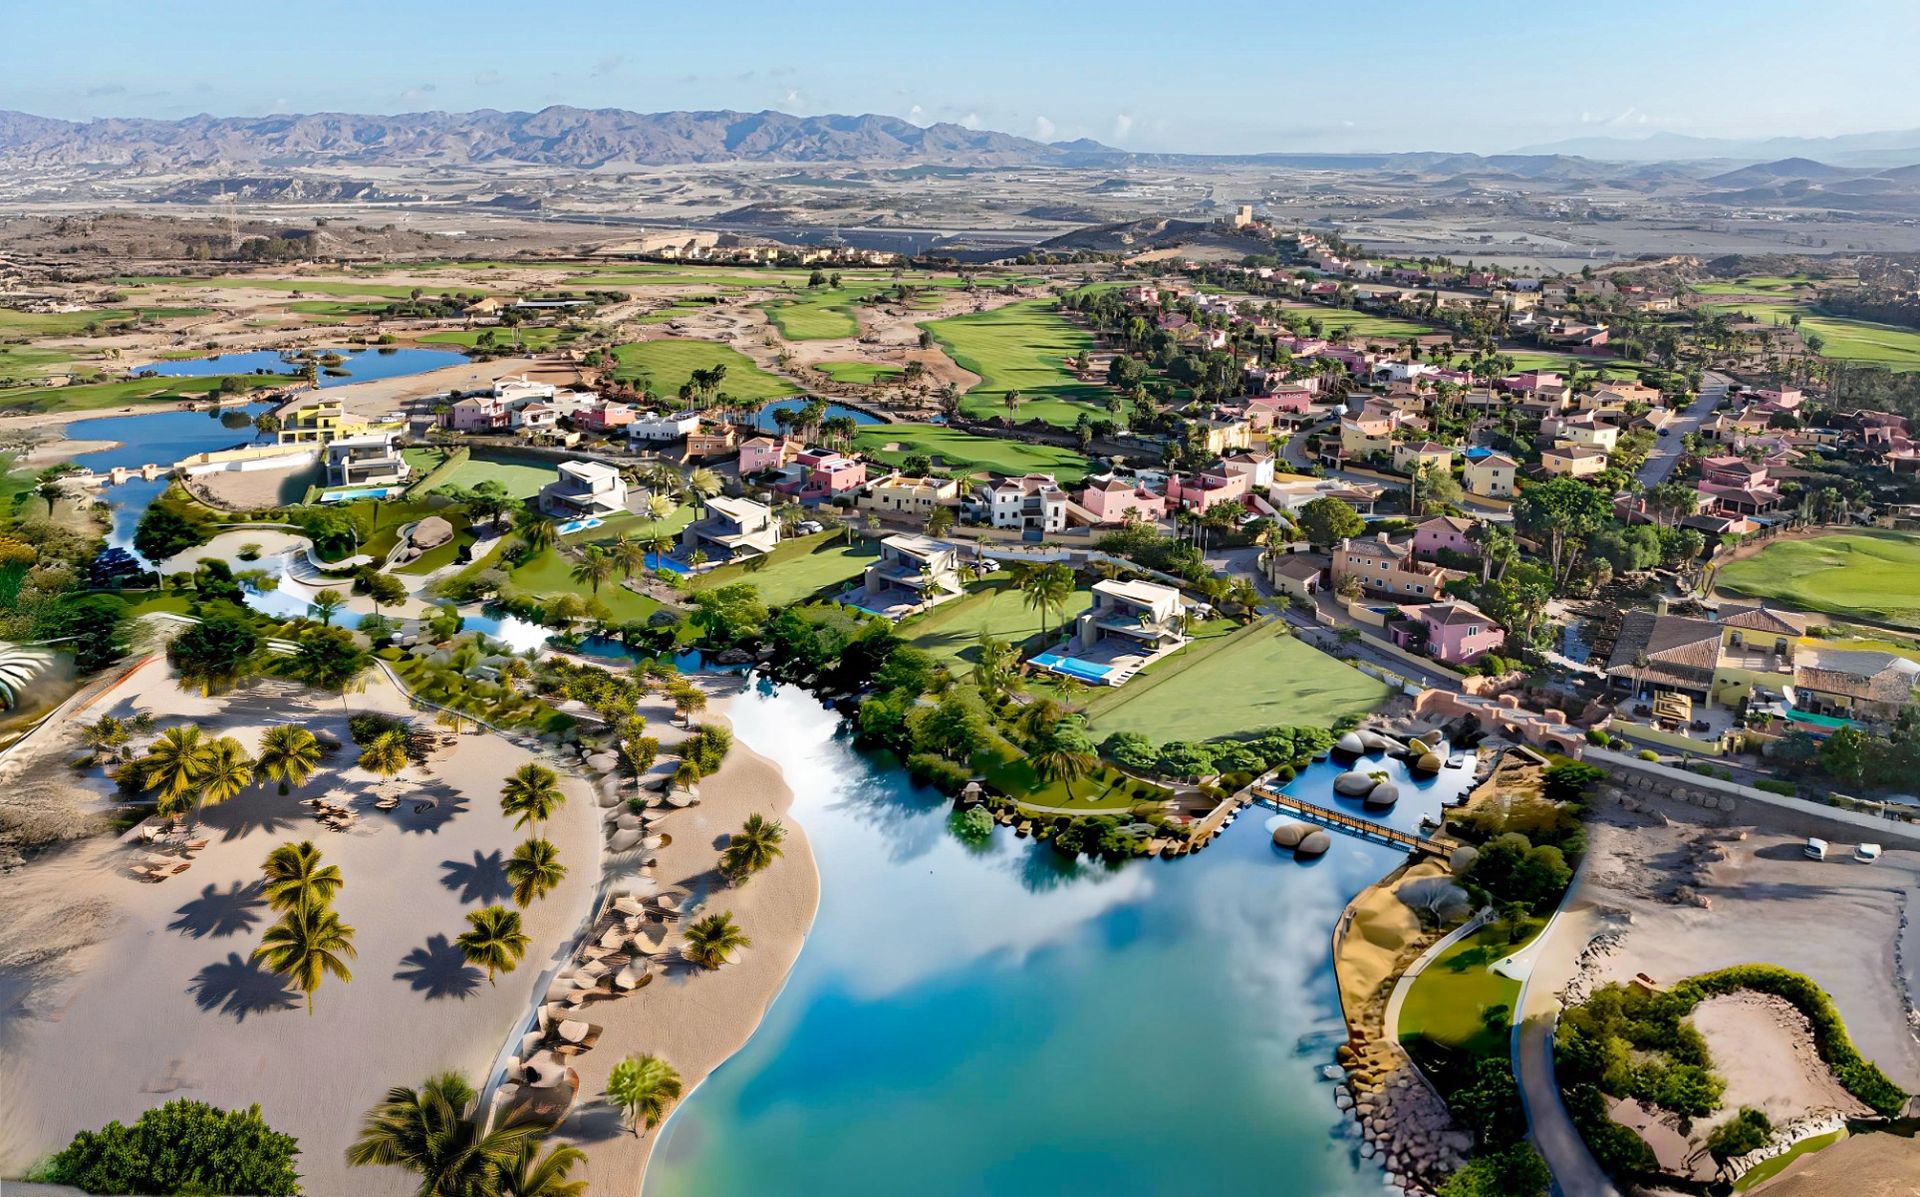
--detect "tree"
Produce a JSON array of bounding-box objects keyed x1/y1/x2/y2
[
  {"x1": 1820, "y1": 724, "x2": 1868, "y2": 784},
  {"x1": 288, "y1": 625, "x2": 369, "y2": 710},
  {"x1": 505, "y1": 838, "x2": 567, "y2": 907},
  {"x1": 1030, "y1": 717, "x2": 1100, "y2": 799},
  {"x1": 605, "y1": 1054, "x2": 683, "y2": 1137},
  {"x1": 199, "y1": 736, "x2": 256, "y2": 807},
  {"x1": 358, "y1": 729, "x2": 411, "y2": 783},
  {"x1": 261, "y1": 840, "x2": 344, "y2": 915},
  {"x1": 361, "y1": 570, "x2": 407, "y2": 616},
  {"x1": 457, "y1": 904, "x2": 529, "y2": 984},
  {"x1": 140, "y1": 724, "x2": 213, "y2": 817},
  {"x1": 1514, "y1": 477, "x2": 1612, "y2": 591},
  {"x1": 1436, "y1": 1143, "x2": 1549, "y2": 1197},
  {"x1": 1706, "y1": 1107, "x2": 1772, "y2": 1159},
  {"x1": 1299, "y1": 496, "x2": 1365, "y2": 548},
  {"x1": 347, "y1": 1072, "x2": 541, "y2": 1195},
  {"x1": 253, "y1": 902, "x2": 357, "y2": 1015},
  {"x1": 168, "y1": 610, "x2": 262, "y2": 695},
  {"x1": 720, "y1": 813, "x2": 786, "y2": 886},
  {"x1": 41, "y1": 1100, "x2": 301, "y2": 1197},
  {"x1": 671, "y1": 683, "x2": 708, "y2": 727},
  {"x1": 612, "y1": 534, "x2": 649, "y2": 581},
  {"x1": 309, "y1": 588, "x2": 347, "y2": 626},
  {"x1": 257, "y1": 724, "x2": 322, "y2": 796},
  {"x1": 681, "y1": 910, "x2": 750, "y2": 969},
  {"x1": 569, "y1": 546, "x2": 614, "y2": 596},
  {"x1": 497, "y1": 1139, "x2": 589, "y2": 1197},
  {"x1": 925, "y1": 505, "x2": 956, "y2": 537},
  {"x1": 501, "y1": 762, "x2": 565, "y2": 832},
  {"x1": 514, "y1": 507, "x2": 558, "y2": 556},
  {"x1": 1018, "y1": 562, "x2": 1075, "y2": 639}
]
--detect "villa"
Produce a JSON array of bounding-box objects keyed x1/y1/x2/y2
[
  {"x1": 1079, "y1": 476, "x2": 1167, "y2": 525},
  {"x1": 977, "y1": 473, "x2": 1068, "y2": 534},
  {"x1": 323, "y1": 431, "x2": 409, "y2": 489},
  {"x1": 1391, "y1": 599, "x2": 1505, "y2": 666},
  {"x1": 1040, "y1": 578, "x2": 1193, "y2": 686},
  {"x1": 1792, "y1": 650, "x2": 1920, "y2": 728},
  {"x1": 859, "y1": 472, "x2": 961, "y2": 521},
  {"x1": 576, "y1": 403, "x2": 636, "y2": 434},
  {"x1": 1392, "y1": 440, "x2": 1455, "y2": 475},
  {"x1": 627, "y1": 410, "x2": 702, "y2": 442},
  {"x1": 1541, "y1": 444, "x2": 1609, "y2": 478},
  {"x1": 776, "y1": 448, "x2": 868, "y2": 503},
  {"x1": 739, "y1": 436, "x2": 800, "y2": 475},
  {"x1": 538, "y1": 460, "x2": 629, "y2": 520},
  {"x1": 1412, "y1": 515, "x2": 1477, "y2": 560},
  {"x1": 277, "y1": 398, "x2": 401, "y2": 446},
  {"x1": 686, "y1": 423, "x2": 740, "y2": 459},
  {"x1": 1333, "y1": 533, "x2": 1459, "y2": 600},
  {"x1": 1464, "y1": 452, "x2": 1519, "y2": 497},
  {"x1": 443, "y1": 394, "x2": 512, "y2": 433},
  {"x1": 845, "y1": 534, "x2": 964, "y2": 616},
  {"x1": 682, "y1": 495, "x2": 780, "y2": 561}
]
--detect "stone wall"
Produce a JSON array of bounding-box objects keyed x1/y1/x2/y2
[{"x1": 1588, "y1": 749, "x2": 1920, "y2": 847}]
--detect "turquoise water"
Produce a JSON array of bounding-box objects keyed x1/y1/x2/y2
[
  {"x1": 749, "y1": 398, "x2": 881, "y2": 433},
  {"x1": 67, "y1": 404, "x2": 278, "y2": 558},
  {"x1": 128, "y1": 346, "x2": 467, "y2": 386},
  {"x1": 1032, "y1": 651, "x2": 1117, "y2": 683},
  {"x1": 644, "y1": 684, "x2": 1472, "y2": 1196}
]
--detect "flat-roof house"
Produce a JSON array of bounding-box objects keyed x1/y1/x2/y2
[
  {"x1": 777, "y1": 448, "x2": 867, "y2": 503},
  {"x1": 1080, "y1": 476, "x2": 1167, "y2": 525},
  {"x1": 1066, "y1": 578, "x2": 1191, "y2": 674},
  {"x1": 857, "y1": 534, "x2": 963, "y2": 614},
  {"x1": 682, "y1": 495, "x2": 779, "y2": 561},
  {"x1": 628, "y1": 411, "x2": 702, "y2": 442},
  {"x1": 538, "y1": 460, "x2": 629, "y2": 519},
  {"x1": 980, "y1": 473, "x2": 1067, "y2": 534},
  {"x1": 1464, "y1": 452, "x2": 1519, "y2": 497},
  {"x1": 324, "y1": 431, "x2": 409, "y2": 489},
  {"x1": 859, "y1": 472, "x2": 960, "y2": 520}
]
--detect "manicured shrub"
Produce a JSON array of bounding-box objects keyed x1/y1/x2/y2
[{"x1": 38, "y1": 1100, "x2": 300, "y2": 1196}]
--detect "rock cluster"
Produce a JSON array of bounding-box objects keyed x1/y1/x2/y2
[{"x1": 1336, "y1": 1030, "x2": 1472, "y2": 1194}]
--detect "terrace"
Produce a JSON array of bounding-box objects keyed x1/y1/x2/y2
[
  {"x1": 839, "y1": 534, "x2": 964, "y2": 618},
  {"x1": 1033, "y1": 579, "x2": 1191, "y2": 687}
]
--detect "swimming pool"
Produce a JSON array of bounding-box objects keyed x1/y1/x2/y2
[
  {"x1": 555, "y1": 516, "x2": 606, "y2": 536},
  {"x1": 320, "y1": 486, "x2": 405, "y2": 503},
  {"x1": 1031, "y1": 652, "x2": 1116, "y2": 684},
  {"x1": 645, "y1": 551, "x2": 691, "y2": 575}
]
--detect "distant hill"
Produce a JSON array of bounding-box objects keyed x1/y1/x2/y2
[
  {"x1": 1515, "y1": 128, "x2": 1920, "y2": 168},
  {"x1": 1704, "y1": 157, "x2": 1863, "y2": 187},
  {"x1": 0, "y1": 106, "x2": 1116, "y2": 171}
]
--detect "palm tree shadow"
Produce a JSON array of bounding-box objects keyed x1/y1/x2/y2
[
  {"x1": 189, "y1": 952, "x2": 299, "y2": 1021},
  {"x1": 394, "y1": 933, "x2": 484, "y2": 1000},
  {"x1": 563, "y1": 1099, "x2": 630, "y2": 1144},
  {"x1": 195, "y1": 788, "x2": 302, "y2": 843},
  {"x1": 168, "y1": 879, "x2": 267, "y2": 939},
  {"x1": 441, "y1": 849, "x2": 512, "y2": 904}
]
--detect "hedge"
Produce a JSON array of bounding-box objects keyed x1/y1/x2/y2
[{"x1": 1677, "y1": 965, "x2": 1907, "y2": 1116}]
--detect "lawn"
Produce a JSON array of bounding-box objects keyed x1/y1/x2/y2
[
  {"x1": 0, "y1": 343, "x2": 77, "y2": 381},
  {"x1": 1081, "y1": 620, "x2": 1391, "y2": 741},
  {"x1": 852, "y1": 423, "x2": 1091, "y2": 483},
  {"x1": 1309, "y1": 309, "x2": 1444, "y2": 341},
  {"x1": 1502, "y1": 350, "x2": 1655, "y2": 382},
  {"x1": 1731, "y1": 1129, "x2": 1845, "y2": 1191},
  {"x1": 113, "y1": 275, "x2": 488, "y2": 300},
  {"x1": 429, "y1": 453, "x2": 560, "y2": 500},
  {"x1": 505, "y1": 546, "x2": 666, "y2": 623},
  {"x1": 417, "y1": 326, "x2": 574, "y2": 351},
  {"x1": 609, "y1": 339, "x2": 793, "y2": 402},
  {"x1": 921, "y1": 299, "x2": 1105, "y2": 427},
  {"x1": 903, "y1": 576, "x2": 1096, "y2": 672},
  {"x1": 813, "y1": 360, "x2": 903, "y2": 385},
  {"x1": 975, "y1": 732, "x2": 1167, "y2": 814},
  {"x1": 0, "y1": 374, "x2": 283, "y2": 414},
  {"x1": 1715, "y1": 530, "x2": 1920, "y2": 627},
  {"x1": 689, "y1": 532, "x2": 872, "y2": 606},
  {"x1": 1396, "y1": 920, "x2": 1539, "y2": 1057},
  {"x1": 0, "y1": 306, "x2": 213, "y2": 337},
  {"x1": 1700, "y1": 301, "x2": 1920, "y2": 371},
  {"x1": 759, "y1": 288, "x2": 875, "y2": 340}
]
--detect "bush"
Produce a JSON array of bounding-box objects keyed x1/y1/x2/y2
[
  {"x1": 1755, "y1": 779, "x2": 1797, "y2": 797},
  {"x1": 1437, "y1": 1142, "x2": 1549, "y2": 1197},
  {"x1": 1706, "y1": 1106, "x2": 1772, "y2": 1158},
  {"x1": 39, "y1": 1100, "x2": 300, "y2": 1196},
  {"x1": 1683, "y1": 965, "x2": 1908, "y2": 1115},
  {"x1": 348, "y1": 712, "x2": 407, "y2": 745},
  {"x1": 905, "y1": 753, "x2": 971, "y2": 794},
  {"x1": 1637, "y1": 749, "x2": 1659, "y2": 762}
]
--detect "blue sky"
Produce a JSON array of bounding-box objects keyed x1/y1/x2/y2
[{"x1": 8, "y1": 0, "x2": 1918, "y2": 153}]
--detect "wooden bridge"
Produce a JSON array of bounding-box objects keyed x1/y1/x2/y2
[{"x1": 1250, "y1": 785, "x2": 1459, "y2": 856}]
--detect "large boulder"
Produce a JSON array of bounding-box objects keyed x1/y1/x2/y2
[
  {"x1": 1272, "y1": 822, "x2": 1309, "y2": 849},
  {"x1": 1334, "y1": 770, "x2": 1376, "y2": 796},
  {"x1": 1359, "y1": 730, "x2": 1395, "y2": 753},
  {"x1": 409, "y1": 516, "x2": 454, "y2": 552},
  {"x1": 1334, "y1": 731, "x2": 1367, "y2": 756},
  {"x1": 1296, "y1": 829, "x2": 1332, "y2": 857},
  {"x1": 1364, "y1": 781, "x2": 1402, "y2": 808},
  {"x1": 1412, "y1": 752, "x2": 1443, "y2": 775}
]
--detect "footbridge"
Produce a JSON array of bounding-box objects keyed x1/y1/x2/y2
[{"x1": 1249, "y1": 784, "x2": 1458, "y2": 856}]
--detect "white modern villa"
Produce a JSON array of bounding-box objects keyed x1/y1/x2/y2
[
  {"x1": 323, "y1": 431, "x2": 410, "y2": 489},
  {"x1": 1035, "y1": 578, "x2": 1192, "y2": 687},
  {"x1": 681, "y1": 495, "x2": 780, "y2": 562},
  {"x1": 844, "y1": 534, "x2": 964, "y2": 616},
  {"x1": 538, "y1": 460, "x2": 629, "y2": 519}
]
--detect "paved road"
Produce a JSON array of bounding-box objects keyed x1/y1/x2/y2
[
  {"x1": 1636, "y1": 370, "x2": 1731, "y2": 487},
  {"x1": 1510, "y1": 895, "x2": 1622, "y2": 1197}
]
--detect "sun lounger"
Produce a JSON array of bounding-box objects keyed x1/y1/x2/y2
[
  {"x1": 575, "y1": 959, "x2": 608, "y2": 981},
  {"x1": 557, "y1": 1019, "x2": 601, "y2": 1049},
  {"x1": 596, "y1": 926, "x2": 626, "y2": 950},
  {"x1": 612, "y1": 896, "x2": 648, "y2": 917},
  {"x1": 613, "y1": 961, "x2": 652, "y2": 991}
]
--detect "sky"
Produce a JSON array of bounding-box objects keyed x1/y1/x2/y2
[{"x1": 7, "y1": 0, "x2": 1919, "y2": 154}]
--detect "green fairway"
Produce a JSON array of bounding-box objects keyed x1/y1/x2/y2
[
  {"x1": 1732, "y1": 1130, "x2": 1845, "y2": 1191},
  {"x1": 1716, "y1": 531, "x2": 1920, "y2": 626},
  {"x1": 1701, "y1": 300, "x2": 1920, "y2": 371},
  {"x1": 1397, "y1": 920, "x2": 1538, "y2": 1056},
  {"x1": 853, "y1": 423, "x2": 1090, "y2": 483},
  {"x1": 609, "y1": 339, "x2": 793, "y2": 403},
  {"x1": 1688, "y1": 274, "x2": 1826, "y2": 296},
  {"x1": 416, "y1": 326, "x2": 574, "y2": 351},
  {"x1": 1312, "y1": 310, "x2": 1444, "y2": 341},
  {"x1": 690, "y1": 533, "x2": 873, "y2": 606},
  {"x1": 114, "y1": 275, "x2": 489, "y2": 300},
  {"x1": 903, "y1": 576, "x2": 1096, "y2": 672},
  {"x1": 760, "y1": 288, "x2": 872, "y2": 340},
  {"x1": 1501, "y1": 351, "x2": 1655, "y2": 382},
  {"x1": 813, "y1": 360, "x2": 903, "y2": 385},
  {"x1": 0, "y1": 374, "x2": 283, "y2": 414},
  {"x1": 1082, "y1": 620, "x2": 1390, "y2": 740},
  {"x1": 0, "y1": 343, "x2": 77, "y2": 381},
  {"x1": 429, "y1": 454, "x2": 559, "y2": 500},
  {"x1": 922, "y1": 299, "x2": 1105, "y2": 426}
]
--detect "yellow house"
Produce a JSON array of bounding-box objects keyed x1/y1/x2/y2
[
  {"x1": 1464, "y1": 452, "x2": 1518, "y2": 497},
  {"x1": 1340, "y1": 413, "x2": 1396, "y2": 458},
  {"x1": 1707, "y1": 605, "x2": 1806, "y2": 708},
  {"x1": 1196, "y1": 418, "x2": 1253, "y2": 456},
  {"x1": 1556, "y1": 422, "x2": 1619, "y2": 453},
  {"x1": 1391, "y1": 440, "x2": 1455, "y2": 475},
  {"x1": 859, "y1": 472, "x2": 960, "y2": 520},
  {"x1": 1541, "y1": 445, "x2": 1608, "y2": 478},
  {"x1": 276, "y1": 398, "x2": 401, "y2": 446}
]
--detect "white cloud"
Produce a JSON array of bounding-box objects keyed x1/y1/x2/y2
[
  {"x1": 1034, "y1": 114, "x2": 1056, "y2": 140},
  {"x1": 784, "y1": 88, "x2": 801, "y2": 106},
  {"x1": 909, "y1": 104, "x2": 924, "y2": 119},
  {"x1": 1113, "y1": 113, "x2": 1133, "y2": 140},
  {"x1": 474, "y1": 68, "x2": 502, "y2": 87},
  {"x1": 961, "y1": 112, "x2": 981, "y2": 129}
]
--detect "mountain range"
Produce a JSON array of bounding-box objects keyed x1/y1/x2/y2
[
  {"x1": 1514, "y1": 128, "x2": 1920, "y2": 168},
  {"x1": 0, "y1": 106, "x2": 1114, "y2": 171}
]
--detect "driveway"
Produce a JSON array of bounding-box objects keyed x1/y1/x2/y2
[
  {"x1": 1510, "y1": 895, "x2": 1622, "y2": 1197},
  {"x1": 1636, "y1": 370, "x2": 1731, "y2": 487}
]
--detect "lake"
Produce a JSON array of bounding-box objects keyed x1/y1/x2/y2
[
  {"x1": 127, "y1": 346, "x2": 468, "y2": 387},
  {"x1": 66, "y1": 404, "x2": 277, "y2": 558},
  {"x1": 643, "y1": 683, "x2": 1474, "y2": 1196},
  {"x1": 748, "y1": 398, "x2": 882, "y2": 434}
]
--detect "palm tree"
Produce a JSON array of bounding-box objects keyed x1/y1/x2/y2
[
  {"x1": 456, "y1": 904, "x2": 529, "y2": 985},
  {"x1": 681, "y1": 910, "x2": 750, "y2": 970},
  {"x1": 505, "y1": 839, "x2": 566, "y2": 907},
  {"x1": 686, "y1": 467, "x2": 721, "y2": 513},
  {"x1": 719, "y1": 813, "x2": 786, "y2": 886},
  {"x1": 257, "y1": 724, "x2": 323, "y2": 796},
  {"x1": 500, "y1": 762, "x2": 565, "y2": 833},
  {"x1": 497, "y1": 1140, "x2": 588, "y2": 1197},
  {"x1": 358, "y1": 729, "x2": 411, "y2": 783},
  {"x1": 643, "y1": 492, "x2": 676, "y2": 541},
  {"x1": 514, "y1": 507, "x2": 558, "y2": 556},
  {"x1": 140, "y1": 724, "x2": 212, "y2": 818},
  {"x1": 198, "y1": 736, "x2": 256, "y2": 807},
  {"x1": 261, "y1": 840, "x2": 344, "y2": 914},
  {"x1": 605, "y1": 1054, "x2": 683, "y2": 1137},
  {"x1": 1021, "y1": 562, "x2": 1075, "y2": 640},
  {"x1": 1030, "y1": 724, "x2": 1099, "y2": 801},
  {"x1": 611, "y1": 534, "x2": 649, "y2": 580},
  {"x1": 253, "y1": 903, "x2": 357, "y2": 1016},
  {"x1": 346, "y1": 1071, "x2": 542, "y2": 1195},
  {"x1": 569, "y1": 546, "x2": 614, "y2": 596},
  {"x1": 309, "y1": 588, "x2": 347, "y2": 627}
]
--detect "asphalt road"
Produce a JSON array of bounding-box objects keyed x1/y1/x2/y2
[{"x1": 1636, "y1": 370, "x2": 1731, "y2": 487}]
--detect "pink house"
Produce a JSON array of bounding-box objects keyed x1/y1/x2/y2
[
  {"x1": 576, "y1": 403, "x2": 636, "y2": 433},
  {"x1": 444, "y1": 395, "x2": 509, "y2": 432},
  {"x1": 1413, "y1": 515, "x2": 1478, "y2": 561},
  {"x1": 1497, "y1": 371, "x2": 1563, "y2": 395},
  {"x1": 1393, "y1": 599, "x2": 1505, "y2": 665},
  {"x1": 777, "y1": 448, "x2": 868, "y2": 503},
  {"x1": 1080, "y1": 476, "x2": 1167, "y2": 525},
  {"x1": 1165, "y1": 468, "x2": 1249, "y2": 513},
  {"x1": 739, "y1": 436, "x2": 798, "y2": 475}
]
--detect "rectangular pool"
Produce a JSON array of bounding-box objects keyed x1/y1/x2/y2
[
  {"x1": 1032, "y1": 652, "x2": 1116, "y2": 684},
  {"x1": 320, "y1": 486, "x2": 405, "y2": 503},
  {"x1": 556, "y1": 516, "x2": 606, "y2": 536},
  {"x1": 646, "y1": 551, "x2": 691, "y2": 575}
]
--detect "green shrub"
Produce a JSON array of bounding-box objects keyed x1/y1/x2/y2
[
  {"x1": 38, "y1": 1100, "x2": 300, "y2": 1196},
  {"x1": 905, "y1": 753, "x2": 971, "y2": 794},
  {"x1": 1706, "y1": 1106, "x2": 1772, "y2": 1158},
  {"x1": 1637, "y1": 749, "x2": 1659, "y2": 762},
  {"x1": 348, "y1": 711, "x2": 407, "y2": 745},
  {"x1": 1755, "y1": 779, "x2": 1797, "y2": 797}
]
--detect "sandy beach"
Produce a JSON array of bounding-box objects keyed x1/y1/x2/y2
[
  {"x1": 544, "y1": 672, "x2": 821, "y2": 1195},
  {"x1": 0, "y1": 656, "x2": 601, "y2": 1196}
]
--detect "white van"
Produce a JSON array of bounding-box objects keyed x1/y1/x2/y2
[{"x1": 1804, "y1": 838, "x2": 1829, "y2": 861}]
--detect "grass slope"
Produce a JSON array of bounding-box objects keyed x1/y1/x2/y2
[
  {"x1": 922, "y1": 300, "x2": 1105, "y2": 426},
  {"x1": 609, "y1": 339, "x2": 793, "y2": 403},
  {"x1": 1397, "y1": 920, "x2": 1539, "y2": 1056},
  {"x1": 904, "y1": 577, "x2": 1096, "y2": 672},
  {"x1": 1716, "y1": 531, "x2": 1920, "y2": 626},
  {"x1": 1701, "y1": 300, "x2": 1920, "y2": 371},
  {"x1": 689, "y1": 533, "x2": 872, "y2": 606},
  {"x1": 853, "y1": 423, "x2": 1090, "y2": 483}
]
